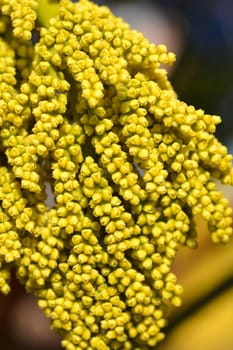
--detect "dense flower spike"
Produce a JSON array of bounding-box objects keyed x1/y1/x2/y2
[
  {"x1": 0, "y1": 0, "x2": 233, "y2": 349},
  {"x1": 0, "y1": 0, "x2": 38, "y2": 41}
]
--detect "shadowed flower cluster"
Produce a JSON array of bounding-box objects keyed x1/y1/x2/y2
[{"x1": 0, "y1": 0, "x2": 232, "y2": 349}]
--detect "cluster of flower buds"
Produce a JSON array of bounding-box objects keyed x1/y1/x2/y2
[{"x1": 0, "y1": 0, "x2": 232, "y2": 349}]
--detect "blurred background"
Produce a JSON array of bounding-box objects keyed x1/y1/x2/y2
[{"x1": 1, "y1": 0, "x2": 233, "y2": 349}]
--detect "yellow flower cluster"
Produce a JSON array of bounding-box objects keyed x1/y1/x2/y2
[
  {"x1": 0, "y1": 0, "x2": 233, "y2": 349},
  {"x1": 0, "y1": 0, "x2": 37, "y2": 41}
]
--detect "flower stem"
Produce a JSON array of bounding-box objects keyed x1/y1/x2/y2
[{"x1": 37, "y1": 0, "x2": 60, "y2": 28}]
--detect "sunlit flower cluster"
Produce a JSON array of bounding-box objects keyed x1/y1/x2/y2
[{"x1": 0, "y1": 0, "x2": 232, "y2": 349}]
